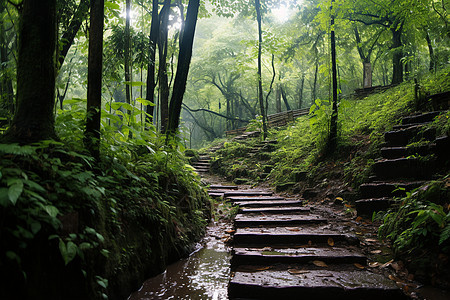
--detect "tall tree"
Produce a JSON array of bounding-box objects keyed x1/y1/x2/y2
[
  {"x1": 158, "y1": 0, "x2": 171, "y2": 132},
  {"x1": 329, "y1": 0, "x2": 338, "y2": 151},
  {"x1": 255, "y1": 0, "x2": 267, "y2": 140},
  {"x1": 85, "y1": 0, "x2": 104, "y2": 159},
  {"x1": 2, "y1": 0, "x2": 57, "y2": 143},
  {"x1": 124, "y1": 0, "x2": 132, "y2": 114},
  {"x1": 145, "y1": 0, "x2": 160, "y2": 125},
  {"x1": 166, "y1": 0, "x2": 200, "y2": 136}
]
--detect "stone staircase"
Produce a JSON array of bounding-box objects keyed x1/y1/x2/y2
[
  {"x1": 207, "y1": 185, "x2": 405, "y2": 299},
  {"x1": 355, "y1": 111, "x2": 449, "y2": 216}
]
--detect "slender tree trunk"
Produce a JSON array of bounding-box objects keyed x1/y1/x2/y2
[
  {"x1": 276, "y1": 85, "x2": 282, "y2": 113},
  {"x1": 312, "y1": 60, "x2": 318, "y2": 103},
  {"x1": 280, "y1": 85, "x2": 291, "y2": 111},
  {"x1": 58, "y1": 0, "x2": 89, "y2": 70},
  {"x1": 329, "y1": 0, "x2": 338, "y2": 152},
  {"x1": 166, "y1": 0, "x2": 200, "y2": 136},
  {"x1": 85, "y1": 0, "x2": 104, "y2": 159},
  {"x1": 158, "y1": 0, "x2": 170, "y2": 132},
  {"x1": 0, "y1": 3, "x2": 14, "y2": 118},
  {"x1": 425, "y1": 29, "x2": 435, "y2": 71},
  {"x1": 255, "y1": 0, "x2": 267, "y2": 140},
  {"x1": 145, "y1": 0, "x2": 159, "y2": 125},
  {"x1": 298, "y1": 75, "x2": 304, "y2": 109},
  {"x1": 391, "y1": 24, "x2": 403, "y2": 85},
  {"x1": 2, "y1": 0, "x2": 57, "y2": 143},
  {"x1": 125, "y1": 0, "x2": 132, "y2": 119}
]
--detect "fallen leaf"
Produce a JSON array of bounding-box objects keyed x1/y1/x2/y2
[
  {"x1": 287, "y1": 227, "x2": 300, "y2": 232},
  {"x1": 365, "y1": 238, "x2": 378, "y2": 243},
  {"x1": 335, "y1": 197, "x2": 343, "y2": 201},
  {"x1": 355, "y1": 216, "x2": 363, "y2": 222},
  {"x1": 225, "y1": 230, "x2": 235, "y2": 234},
  {"x1": 316, "y1": 274, "x2": 334, "y2": 277},
  {"x1": 288, "y1": 269, "x2": 309, "y2": 275},
  {"x1": 381, "y1": 259, "x2": 394, "y2": 268},
  {"x1": 327, "y1": 237, "x2": 335, "y2": 247},
  {"x1": 313, "y1": 260, "x2": 328, "y2": 267},
  {"x1": 354, "y1": 263, "x2": 365, "y2": 269},
  {"x1": 370, "y1": 250, "x2": 382, "y2": 254},
  {"x1": 368, "y1": 262, "x2": 380, "y2": 268},
  {"x1": 238, "y1": 265, "x2": 271, "y2": 272},
  {"x1": 344, "y1": 204, "x2": 353, "y2": 208}
]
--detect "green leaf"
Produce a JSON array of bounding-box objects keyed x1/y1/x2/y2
[
  {"x1": 105, "y1": 1, "x2": 120, "y2": 10},
  {"x1": 110, "y1": 102, "x2": 134, "y2": 111},
  {"x1": 8, "y1": 179, "x2": 24, "y2": 205},
  {"x1": 44, "y1": 205, "x2": 59, "y2": 218},
  {"x1": 66, "y1": 242, "x2": 77, "y2": 265},
  {"x1": 136, "y1": 98, "x2": 155, "y2": 106},
  {"x1": 30, "y1": 222, "x2": 41, "y2": 235}
]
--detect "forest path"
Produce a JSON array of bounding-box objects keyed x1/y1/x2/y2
[
  {"x1": 205, "y1": 184, "x2": 407, "y2": 299},
  {"x1": 192, "y1": 151, "x2": 409, "y2": 299}
]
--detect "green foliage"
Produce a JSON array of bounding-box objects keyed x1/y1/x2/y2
[{"x1": 378, "y1": 180, "x2": 450, "y2": 255}]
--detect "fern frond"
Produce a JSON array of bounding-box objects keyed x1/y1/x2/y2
[
  {"x1": 0, "y1": 144, "x2": 35, "y2": 156},
  {"x1": 439, "y1": 223, "x2": 450, "y2": 245}
]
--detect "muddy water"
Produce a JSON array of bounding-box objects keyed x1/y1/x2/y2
[{"x1": 128, "y1": 220, "x2": 231, "y2": 300}]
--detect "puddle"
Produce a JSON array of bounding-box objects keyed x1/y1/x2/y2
[{"x1": 128, "y1": 221, "x2": 231, "y2": 300}]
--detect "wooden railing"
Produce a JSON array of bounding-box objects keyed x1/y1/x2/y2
[{"x1": 225, "y1": 108, "x2": 310, "y2": 136}]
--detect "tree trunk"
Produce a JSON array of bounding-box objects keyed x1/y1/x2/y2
[
  {"x1": 280, "y1": 85, "x2": 291, "y2": 111},
  {"x1": 85, "y1": 0, "x2": 104, "y2": 159},
  {"x1": 158, "y1": 0, "x2": 170, "y2": 132},
  {"x1": 329, "y1": 0, "x2": 338, "y2": 152},
  {"x1": 166, "y1": 0, "x2": 199, "y2": 136},
  {"x1": 58, "y1": 0, "x2": 89, "y2": 70},
  {"x1": 145, "y1": 0, "x2": 159, "y2": 125},
  {"x1": 391, "y1": 25, "x2": 403, "y2": 85},
  {"x1": 2, "y1": 0, "x2": 57, "y2": 143},
  {"x1": 0, "y1": 2, "x2": 14, "y2": 118},
  {"x1": 425, "y1": 29, "x2": 435, "y2": 71},
  {"x1": 276, "y1": 85, "x2": 281, "y2": 113},
  {"x1": 298, "y1": 75, "x2": 304, "y2": 109},
  {"x1": 124, "y1": 0, "x2": 132, "y2": 116},
  {"x1": 254, "y1": 0, "x2": 267, "y2": 140},
  {"x1": 312, "y1": 60, "x2": 318, "y2": 102}
]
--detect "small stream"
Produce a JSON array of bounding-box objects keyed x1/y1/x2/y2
[{"x1": 128, "y1": 220, "x2": 232, "y2": 300}]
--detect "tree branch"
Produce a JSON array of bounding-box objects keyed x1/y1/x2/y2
[{"x1": 182, "y1": 103, "x2": 249, "y2": 122}]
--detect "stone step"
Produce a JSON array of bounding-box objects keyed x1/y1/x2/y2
[
  {"x1": 359, "y1": 181, "x2": 425, "y2": 199},
  {"x1": 226, "y1": 196, "x2": 285, "y2": 202},
  {"x1": 234, "y1": 214, "x2": 327, "y2": 227},
  {"x1": 380, "y1": 144, "x2": 434, "y2": 159},
  {"x1": 384, "y1": 125, "x2": 435, "y2": 147},
  {"x1": 231, "y1": 247, "x2": 366, "y2": 266},
  {"x1": 228, "y1": 269, "x2": 405, "y2": 300},
  {"x1": 373, "y1": 157, "x2": 435, "y2": 180},
  {"x1": 209, "y1": 185, "x2": 238, "y2": 190},
  {"x1": 233, "y1": 226, "x2": 358, "y2": 247},
  {"x1": 234, "y1": 200, "x2": 304, "y2": 208},
  {"x1": 193, "y1": 165, "x2": 209, "y2": 170},
  {"x1": 401, "y1": 111, "x2": 442, "y2": 125},
  {"x1": 393, "y1": 122, "x2": 428, "y2": 130},
  {"x1": 223, "y1": 190, "x2": 273, "y2": 197},
  {"x1": 355, "y1": 198, "x2": 393, "y2": 216},
  {"x1": 208, "y1": 192, "x2": 224, "y2": 198},
  {"x1": 193, "y1": 162, "x2": 210, "y2": 166},
  {"x1": 239, "y1": 206, "x2": 310, "y2": 214}
]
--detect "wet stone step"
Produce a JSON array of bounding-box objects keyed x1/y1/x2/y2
[
  {"x1": 233, "y1": 226, "x2": 359, "y2": 246},
  {"x1": 234, "y1": 199, "x2": 304, "y2": 208},
  {"x1": 228, "y1": 269, "x2": 405, "y2": 300},
  {"x1": 393, "y1": 122, "x2": 428, "y2": 130},
  {"x1": 373, "y1": 157, "x2": 435, "y2": 180},
  {"x1": 209, "y1": 185, "x2": 238, "y2": 190},
  {"x1": 231, "y1": 247, "x2": 366, "y2": 266},
  {"x1": 401, "y1": 111, "x2": 442, "y2": 125},
  {"x1": 234, "y1": 214, "x2": 327, "y2": 227},
  {"x1": 239, "y1": 206, "x2": 309, "y2": 214},
  {"x1": 208, "y1": 192, "x2": 224, "y2": 198},
  {"x1": 224, "y1": 190, "x2": 273, "y2": 197},
  {"x1": 355, "y1": 198, "x2": 393, "y2": 216},
  {"x1": 226, "y1": 196, "x2": 285, "y2": 202},
  {"x1": 193, "y1": 162, "x2": 210, "y2": 166},
  {"x1": 384, "y1": 126, "x2": 435, "y2": 147},
  {"x1": 359, "y1": 181, "x2": 425, "y2": 199}
]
